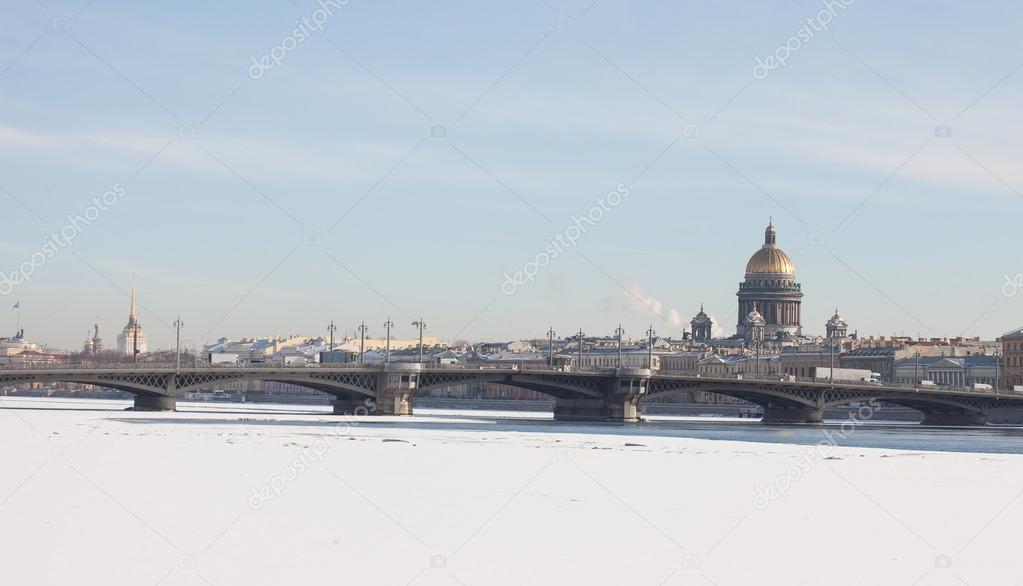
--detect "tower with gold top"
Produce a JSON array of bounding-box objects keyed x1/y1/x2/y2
[
  {"x1": 116, "y1": 282, "x2": 147, "y2": 355},
  {"x1": 736, "y1": 221, "x2": 803, "y2": 340}
]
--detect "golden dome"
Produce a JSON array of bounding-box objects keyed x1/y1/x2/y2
[{"x1": 745, "y1": 221, "x2": 796, "y2": 275}]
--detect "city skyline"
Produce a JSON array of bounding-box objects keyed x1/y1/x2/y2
[
  {"x1": 5, "y1": 216, "x2": 1019, "y2": 352},
  {"x1": 2, "y1": 1, "x2": 1022, "y2": 349}
]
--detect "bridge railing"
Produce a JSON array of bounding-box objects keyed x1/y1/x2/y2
[{"x1": 0, "y1": 361, "x2": 1017, "y2": 397}]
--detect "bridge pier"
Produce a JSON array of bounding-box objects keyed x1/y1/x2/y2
[
  {"x1": 920, "y1": 412, "x2": 987, "y2": 426},
  {"x1": 371, "y1": 389, "x2": 413, "y2": 416},
  {"x1": 329, "y1": 366, "x2": 417, "y2": 415},
  {"x1": 132, "y1": 395, "x2": 176, "y2": 411},
  {"x1": 553, "y1": 369, "x2": 647, "y2": 422},
  {"x1": 761, "y1": 406, "x2": 823, "y2": 424},
  {"x1": 553, "y1": 398, "x2": 640, "y2": 422}
]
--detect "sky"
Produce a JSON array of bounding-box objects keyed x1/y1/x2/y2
[{"x1": 1, "y1": 0, "x2": 1021, "y2": 351}]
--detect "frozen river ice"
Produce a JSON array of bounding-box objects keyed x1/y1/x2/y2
[{"x1": 1, "y1": 397, "x2": 1021, "y2": 585}]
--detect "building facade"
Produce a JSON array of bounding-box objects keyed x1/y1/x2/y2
[
  {"x1": 659, "y1": 352, "x2": 703, "y2": 374},
  {"x1": 116, "y1": 285, "x2": 147, "y2": 356},
  {"x1": 83, "y1": 322, "x2": 103, "y2": 354},
  {"x1": 840, "y1": 348, "x2": 908, "y2": 383},
  {"x1": 894, "y1": 355, "x2": 999, "y2": 388},
  {"x1": 825, "y1": 309, "x2": 848, "y2": 340},
  {"x1": 690, "y1": 305, "x2": 713, "y2": 343},
  {"x1": 780, "y1": 348, "x2": 837, "y2": 379},
  {"x1": 736, "y1": 221, "x2": 803, "y2": 340},
  {"x1": 571, "y1": 349, "x2": 662, "y2": 370},
  {"x1": 1002, "y1": 328, "x2": 1023, "y2": 389}
]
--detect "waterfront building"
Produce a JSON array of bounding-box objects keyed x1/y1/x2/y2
[
  {"x1": 659, "y1": 352, "x2": 706, "y2": 374},
  {"x1": 696, "y1": 354, "x2": 781, "y2": 377},
  {"x1": 0, "y1": 330, "x2": 43, "y2": 362},
  {"x1": 570, "y1": 349, "x2": 662, "y2": 370},
  {"x1": 840, "y1": 348, "x2": 909, "y2": 383},
  {"x1": 736, "y1": 221, "x2": 804, "y2": 340},
  {"x1": 1001, "y1": 328, "x2": 1023, "y2": 389},
  {"x1": 779, "y1": 347, "x2": 840, "y2": 379},
  {"x1": 893, "y1": 355, "x2": 999, "y2": 388},
  {"x1": 116, "y1": 285, "x2": 147, "y2": 356}
]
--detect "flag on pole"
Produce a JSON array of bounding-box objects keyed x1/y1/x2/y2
[{"x1": 11, "y1": 301, "x2": 19, "y2": 310}]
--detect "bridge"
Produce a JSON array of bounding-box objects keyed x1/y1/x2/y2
[{"x1": 3, "y1": 363, "x2": 1022, "y2": 426}]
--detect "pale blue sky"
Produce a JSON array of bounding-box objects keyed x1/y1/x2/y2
[{"x1": 1, "y1": 0, "x2": 1021, "y2": 350}]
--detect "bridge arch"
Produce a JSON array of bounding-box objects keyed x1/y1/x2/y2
[
  {"x1": 172, "y1": 371, "x2": 379, "y2": 400},
  {"x1": 820, "y1": 389, "x2": 991, "y2": 425},
  {"x1": 644, "y1": 380, "x2": 819, "y2": 411},
  {"x1": 414, "y1": 371, "x2": 605, "y2": 401}
]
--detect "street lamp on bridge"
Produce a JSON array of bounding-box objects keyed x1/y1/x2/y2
[
  {"x1": 645, "y1": 325, "x2": 656, "y2": 370},
  {"x1": 615, "y1": 324, "x2": 625, "y2": 369},
  {"x1": 412, "y1": 318, "x2": 426, "y2": 364},
  {"x1": 577, "y1": 329, "x2": 585, "y2": 370},
  {"x1": 327, "y1": 321, "x2": 337, "y2": 352},
  {"x1": 829, "y1": 328, "x2": 838, "y2": 390},
  {"x1": 357, "y1": 322, "x2": 368, "y2": 363},
  {"x1": 383, "y1": 318, "x2": 394, "y2": 364},
  {"x1": 546, "y1": 327, "x2": 557, "y2": 367},
  {"x1": 173, "y1": 317, "x2": 184, "y2": 373},
  {"x1": 133, "y1": 321, "x2": 140, "y2": 366}
]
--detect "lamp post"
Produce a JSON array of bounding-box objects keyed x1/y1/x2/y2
[
  {"x1": 755, "y1": 336, "x2": 760, "y2": 378},
  {"x1": 645, "y1": 325, "x2": 656, "y2": 370},
  {"x1": 133, "y1": 321, "x2": 140, "y2": 365},
  {"x1": 412, "y1": 318, "x2": 426, "y2": 364},
  {"x1": 383, "y1": 317, "x2": 394, "y2": 364},
  {"x1": 577, "y1": 329, "x2": 585, "y2": 371},
  {"x1": 830, "y1": 332, "x2": 836, "y2": 385},
  {"x1": 173, "y1": 316, "x2": 184, "y2": 372},
  {"x1": 546, "y1": 327, "x2": 556, "y2": 368},
  {"x1": 357, "y1": 322, "x2": 368, "y2": 363},
  {"x1": 327, "y1": 320, "x2": 337, "y2": 352},
  {"x1": 995, "y1": 350, "x2": 1001, "y2": 391},
  {"x1": 615, "y1": 324, "x2": 625, "y2": 369}
]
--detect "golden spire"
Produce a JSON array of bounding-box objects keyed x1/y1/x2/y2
[{"x1": 129, "y1": 275, "x2": 137, "y2": 322}]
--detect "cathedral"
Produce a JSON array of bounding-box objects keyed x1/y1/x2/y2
[
  {"x1": 116, "y1": 284, "x2": 147, "y2": 355},
  {"x1": 736, "y1": 221, "x2": 803, "y2": 341},
  {"x1": 83, "y1": 322, "x2": 103, "y2": 354}
]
